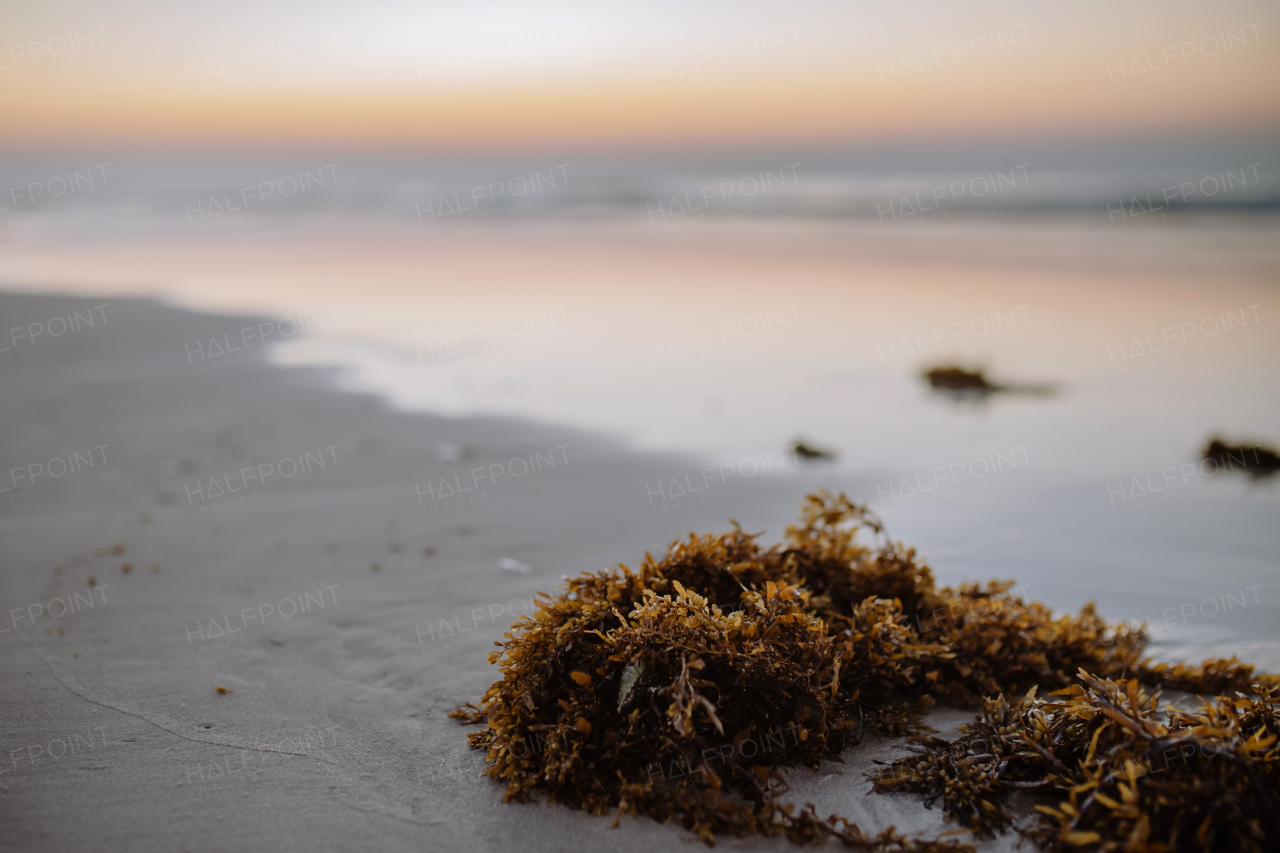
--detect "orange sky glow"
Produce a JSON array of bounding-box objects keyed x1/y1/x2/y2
[{"x1": 1, "y1": 0, "x2": 1276, "y2": 151}]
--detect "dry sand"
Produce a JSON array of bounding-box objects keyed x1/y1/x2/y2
[{"x1": 0, "y1": 292, "x2": 1017, "y2": 851}]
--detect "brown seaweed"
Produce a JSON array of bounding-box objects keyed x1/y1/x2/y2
[
  {"x1": 451, "y1": 491, "x2": 1276, "y2": 849},
  {"x1": 924, "y1": 366, "x2": 1002, "y2": 394},
  {"x1": 791, "y1": 439, "x2": 838, "y2": 462},
  {"x1": 872, "y1": 673, "x2": 1279, "y2": 852},
  {"x1": 1202, "y1": 438, "x2": 1280, "y2": 480},
  {"x1": 923, "y1": 365, "x2": 1056, "y2": 400}
]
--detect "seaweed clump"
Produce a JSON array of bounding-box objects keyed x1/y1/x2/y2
[
  {"x1": 1202, "y1": 437, "x2": 1280, "y2": 480},
  {"x1": 922, "y1": 365, "x2": 1056, "y2": 400},
  {"x1": 451, "y1": 491, "x2": 1277, "y2": 850},
  {"x1": 924, "y1": 366, "x2": 1002, "y2": 394}
]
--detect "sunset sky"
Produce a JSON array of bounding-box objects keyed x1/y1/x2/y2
[{"x1": 1, "y1": 0, "x2": 1277, "y2": 151}]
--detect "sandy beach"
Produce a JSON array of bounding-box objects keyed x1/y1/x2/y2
[{"x1": 2, "y1": 291, "x2": 1034, "y2": 851}]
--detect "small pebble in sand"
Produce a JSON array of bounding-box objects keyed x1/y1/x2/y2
[
  {"x1": 139, "y1": 510, "x2": 152, "y2": 523},
  {"x1": 111, "y1": 543, "x2": 126, "y2": 556},
  {"x1": 370, "y1": 562, "x2": 381, "y2": 572},
  {"x1": 388, "y1": 543, "x2": 404, "y2": 554},
  {"x1": 150, "y1": 564, "x2": 160, "y2": 573},
  {"x1": 499, "y1": 558, "x2": 532, "y2": 576},
  {"x1": 73, "y1": 653, "x2": 78, "y2": 658},
  {"x1": 216, "y1": 686, "x2": 232, "y2": 694},
  {"x1": 423, "y1": 546, "x2": 437, "y2": 558},
  {"x1": 121, "y1": 562, "x2": 132, "y2": 573},
  {"x1": 87, "y1": 577, "x2": 96, "y2": 586}
]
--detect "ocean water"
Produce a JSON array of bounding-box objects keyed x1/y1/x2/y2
[{"x1": 1, "y1": 153, "x2": 1277, "y2": 668}]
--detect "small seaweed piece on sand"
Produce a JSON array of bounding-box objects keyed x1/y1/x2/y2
[
  {"x1": 791, "y1": 439, "x2": 838, "y2": 462},
  {"x1": 451, "y1": 491, "x2": 1276, "y2": 849},
  {"x1": 924, "y1": 366, "x2": 1001, "y2": 394},
  {"x1": 923, "y1": 365, "x2": 1055, "y2": 400},
  {"x1": 1202, "y1": 437, "x2": 1280, "y2": 480}
]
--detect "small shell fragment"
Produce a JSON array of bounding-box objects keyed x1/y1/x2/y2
[{"x1": 499, "y1": 558, "x2": 532, "y2": 576}]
